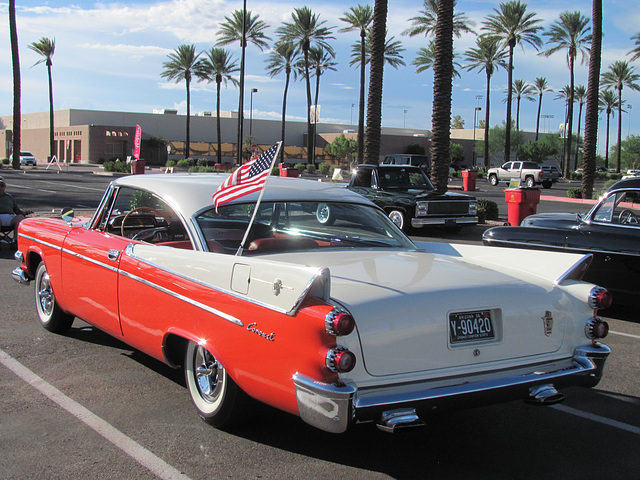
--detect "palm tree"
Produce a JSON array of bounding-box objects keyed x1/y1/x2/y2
[
  {"x1": 412, "y1": 40, "x2": 461, "y2": 77},
  {"x1": 598, "y1": 89, "x2": 618, "y2": 171},
  {"x1": 198, "y1": 48, "x2": 239, "y2": 164},
  {"x1": 402, "y1": 0, "x2": 474, "y2": 38},
  {"x1": 277, "y1": 7, "x2": 335, "y2": 164},
  {"x1": 340, "y1": 4, "x2": 373, "y2": 164},
  {"x1": 430, "y1": 0, "x2": 455, "y2": 193},
  {"x1": 306, "y1": 46, "x2": 338, "y2": 163},
  {"x1": 629, "y1": 32, "x2": 640, "y2": 62},
  {"x1": 28, "y1": 37, "x2": 56, "y2": 162},
  {"x1": 531, "y1": 77, "x2": 551, "y2": 140},
  {"x1": 508, "y1": 79, "x2": 535, "y2": 131},
  {"x1": 483, "y1": 1, "x2": 543, "y2": 163},
  {"x1": 351, "y1": 30, "x2": 406, "y2": 69},
  {"x1": 601, "y1": 60, "x2": 640, "y2": 172},
  {"x1": 541, "y1": 11, "x2": 592, "y2": 178},
  {"x1": 582, "y1": 0, "x2": 602, "y2": 200},
  {"x1": 364, "y1": 0, "x2": 388, "y2": 166},
  {"x1": 217, "y1": 8, "x2": 270, "y2": 163},
  {"x1": 265, "y1": 41, "x2": 299, "y2": 162},
  {"x1": 9, "y1": 0, "x2": 21, "y2": 170},
  {"x1": 573, "y1": 84, "x2": 587, "y2": 170},
  {"x1": 160, "y1": 45, "x2": 203, "y2": 160},
  {"x1": 464, "y1": 35, "x2": 508, "y2": 168},
  {"x1": 555, "y1": 85, "x2": 573, "y2": 170}
]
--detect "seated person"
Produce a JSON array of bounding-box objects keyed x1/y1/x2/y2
[{"x1": 0, "y1": 176, "x2": 33, "y2": 245}]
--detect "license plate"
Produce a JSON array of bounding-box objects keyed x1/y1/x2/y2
[{"x1": 449, "y1": 310, "x2": 494, "y2": 344}]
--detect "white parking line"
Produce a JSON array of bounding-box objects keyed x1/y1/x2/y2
[
  {"x1": 37, "y1": 180, "x2": 106, "y2": 192},
  {"x1": 609, "y1": 330, "x2": 640, "y2": 340},
  {"x1": 552, "y1": 404, "x2": 640, "y2": 436},
  {"x1": 0, "y1": 347, "x2": 191, "y2": 480},
  {"x1": 8, "y1": 184, "x2": 57, "y2": 194}
]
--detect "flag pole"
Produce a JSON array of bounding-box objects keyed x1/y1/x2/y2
[{"x1": 235, "y1": 142, "x2": 282, "y2": 256}]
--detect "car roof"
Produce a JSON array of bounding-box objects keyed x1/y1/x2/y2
[
  {"x1": 356, "y1": 164, "x2": 423, "y2": 170},
  {"x1": 111, "y1": 173, "x2": 374, "y2": 218},
  {"x1": 608, "y1": 177, "x2": 640, "y2": 191}
]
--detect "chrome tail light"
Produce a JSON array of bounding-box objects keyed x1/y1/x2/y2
[
  {"x1": 585, "y1": 317, "x2": 609, "y2": 340},
  {"x1": 325, "y1": 308, "x2": 355, "y2": 336},
  {"x1": 326, "y1": 347, "x2": 356, "y2": 373},
  {"x1": 589, "y1": 286, "x2": 613, "y2": 310}
]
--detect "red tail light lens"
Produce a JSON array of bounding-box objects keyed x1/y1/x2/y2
[
  {"x1": 325, "y1": 308, "x2": 355, "y2": 336},
  {"x1": 585, "y1": 317, "x2": 609, "y2": 340},
  {"x1": 326, "y1": 347, "x2": 356, "y2": 373},
  {"x1": 589, "y1": 286, "x2": 612, "y2": 310}
]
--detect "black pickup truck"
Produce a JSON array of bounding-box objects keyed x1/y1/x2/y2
[{"x1": 347, "y1": 164, "x2": 478, "y2": 232}]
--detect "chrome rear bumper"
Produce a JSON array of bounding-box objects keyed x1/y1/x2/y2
[{"x1": 293, "y1": 343, "x2": 610, "y2": 433}]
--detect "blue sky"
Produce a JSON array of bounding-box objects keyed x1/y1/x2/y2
[{"x1": 2, "y1": 0, "x2": 640, "y2": 151}]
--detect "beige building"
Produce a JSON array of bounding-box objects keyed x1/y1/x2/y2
[{"x1": 1, "y1": 108, "x2": 490, "y2": 167}]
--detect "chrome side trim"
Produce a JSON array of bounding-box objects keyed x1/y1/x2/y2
[
  {"x1": 555, "y1": 254, "x2": 593, "y2": 285},
  {"x1": 484, "y1": 236, "x2": 640, "y2": 259},
  {"x1": 61, "y1": 247, "x2": 119, "y2": 273},
  {"x1": 118, "y1": 269, "x2": 244, "y2": 327},
  {"x1": 18, "y1": 233, "x2": 62, "y2": 252}
]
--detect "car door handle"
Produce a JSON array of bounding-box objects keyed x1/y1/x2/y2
[{"x1": 108, "y1": 249, "x2": 121, "y2": 261}]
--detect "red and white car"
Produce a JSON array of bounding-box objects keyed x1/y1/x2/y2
[{"x1": 12, "y1": 174, "x2": 611, "y2": 433}]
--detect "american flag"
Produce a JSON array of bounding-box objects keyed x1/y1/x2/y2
[{"x1": 212, "y1": 142, "x2": 281, "y2": 212}]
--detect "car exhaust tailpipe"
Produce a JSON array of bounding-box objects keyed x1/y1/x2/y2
[
  {"x1": 376, "y1": 408, "x2": 425, "y2": 433},
  {"x1": 525, "y1": 384, "x2": 566, "y2": 405}
]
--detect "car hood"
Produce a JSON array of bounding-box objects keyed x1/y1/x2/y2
[{"x1": 278, "y1": 247, "x2": 580, "y2": 377}]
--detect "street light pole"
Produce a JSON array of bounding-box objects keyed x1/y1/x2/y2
[
  {"x1": 473, "y1": 107, "x2": 482, "y2": 167},
  {"x1": 403, "y1": 109, "x2": 408, "y2": 128},
  {"x1": 249, "y1": 88, "x2": 258, "y2": 138}
]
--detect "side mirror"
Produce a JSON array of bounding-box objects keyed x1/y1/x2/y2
[{"x1": 61, "y1": 207, "x2": 75, "y2": 223}]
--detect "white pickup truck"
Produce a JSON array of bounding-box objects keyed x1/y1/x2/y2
[{"x1": 487, "y1": 161, "x2": 551, "y2": 189}]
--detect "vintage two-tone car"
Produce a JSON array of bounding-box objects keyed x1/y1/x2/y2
[
  {"x1": 12, "y1": 174, "x2": 611, "y2": 433},
  {"x1": 483, "y1": 177, "x2": 640, "y2": 307}
]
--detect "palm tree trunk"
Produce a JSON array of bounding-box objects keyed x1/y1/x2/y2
[
  {"x1": 535, "y1": 92, "x2": 542, "y2": 141},
  {"x1": 364, "y1": 0, "x2": 387, "y2": 166},
  {"x1": 304, "y1": 48, "x2": 313, "y2": 164},
  {"x1": 504, "y1": 44, "x2": 514, "y2": 163},
  {"x1": 9, "y1": 0, "x2": 21, "y2": 170},
  {"x1": 483, "y1": 70, "x2": 491, "y2": 168},
  {"x1": 236, "y1": 0, "x2": 247, "y2": 164},
  {"x1": 185, "y1": 79, "x2": 191, "y2": 160},
  {"x1": 357, "y1": 31, "x2": 366, "y2": 164},
  {"x1": 574, "y1": 103, "x2": 583, "y2": 171},
  {"x1": 581, "y1": 0, "x2": 601, "y2": 199},
  {"x1": 280, "y1": 72, "x2": 291, "y2": 163},
  {"x1": 216, "y1": 80, "x2": 222, "y2": 164},
  {"x1": 604, "y1": 112, "x2": 610, "y2": 170},
  {"x1": 47, "y1": 62, "x2": 55, "y2": 161},
  {"x1": 616, "y1": 86, "x2": 623, "y2": 173},
  {"x1": 565, "y1": 54, "x2": 575, "y2": 178},
  {"x1": 430, "y1": 0, "x2": 454, "y2": 194},
  {"x1": 312, "y1": 70, "x2": 321, "y2": 165}
]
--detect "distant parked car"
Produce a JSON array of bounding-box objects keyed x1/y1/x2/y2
[
  {"x1": 541, "y1": 164, "x2": 562, "y2": 184},
  {"x1": 10, "y1": 151, "x2": 37, "y2": 166},
  {"x1": 483, "y1": 177, "x2": 640, "y2": 307}
]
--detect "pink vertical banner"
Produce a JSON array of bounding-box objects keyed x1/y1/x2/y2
[{"x1": 133, "y1": 124, "x2": 142, "y2": 159}]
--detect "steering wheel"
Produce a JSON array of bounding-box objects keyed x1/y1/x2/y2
[
  {"x1": 121, "y1": 207, "x2": 171, "y2": 237},
  {"x1": 618, "y1": 209, "x2": 639, "y2": 225}
]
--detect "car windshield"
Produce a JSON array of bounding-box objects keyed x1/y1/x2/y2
[
  {"x1": 378, "y1": 169, "x2": 435, "y2": 191},
  {"x1": 21, "y1": 152, "x2": 33, "y2": 156},
  {"x1": 195, "y1": 201, "x2": 415, "y2": 254}
]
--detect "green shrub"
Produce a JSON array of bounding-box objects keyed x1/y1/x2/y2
[
  {"x1": 271, "y1": 167, "x2": 280, "y2": 176},
  {"x1": 103, "y1": 160, "x2": 131, "y2": 173},
  {"x1": 603, "y1": 179, "x2": 617, "y2": 190},
  {"x1": 306, "y1": 164, "x2": 316, "y2": 174},
  {"x1": 165, "y1": 160, "x2": 176, "y2": 167},
  {"x1": 294, "y1": 163, "x2": 306, "y2": 173},
  {"x1": 318, "y1": 162, "x2": 332, "y2": 174},
  {"x1": 1, "y1": 158, "x2": 9, "y2": 165},
  {"x1": 567, "y1": 187, "x2": 582, "y2": 198},
  {"x1": 197, "y1": 158, "x2": 210, "y2": 167},
  {"x1": 176, "y1": 159, "x2": 190, "y2": 168},
  {"x1": 477, "y1": 199, "x2": 499, "y2": 223}
]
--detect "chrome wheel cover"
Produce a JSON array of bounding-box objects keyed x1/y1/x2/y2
[
  {"x1": 37, "y1": 270, "x2": 54, "y2": 318},
  {"x1": 194, "y1": 345, "x2": 224, "y2": 404}
]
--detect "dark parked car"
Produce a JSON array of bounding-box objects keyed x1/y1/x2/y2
[
  {"x1": 483, "y1": 177, "x2": 640, "y2": 306},
  {"x1": 348, "y1": 164, "x2": 477, "y2": 232},
  {"x1": 382, "y1": 154, "x2": 431, "y2": 174}
]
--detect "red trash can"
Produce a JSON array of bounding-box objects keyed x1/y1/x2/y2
[
  {"x1": 503, "y1": 188, "x2": 541, "y2": 226},
  {"x1": 462, "y1": 170, "x2": 478, "y2": 191},
  {"x1": 131, "y1": 159, "x2": 146, "y2": 174}
]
